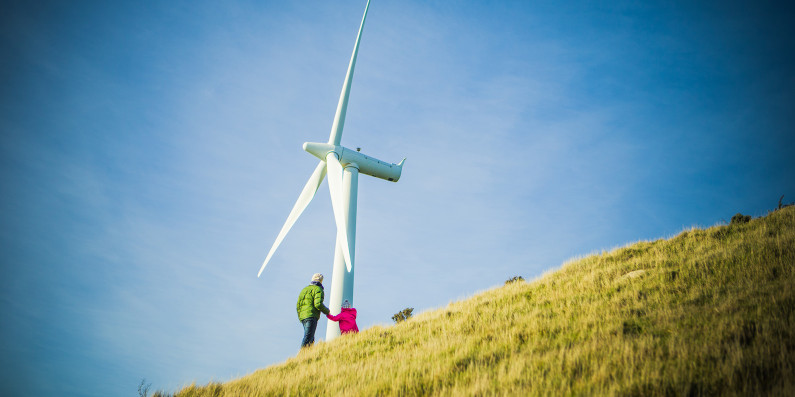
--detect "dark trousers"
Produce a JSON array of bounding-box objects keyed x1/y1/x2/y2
[{"x1": 301, "y1": 317, "x2": 318, "y2": 348}]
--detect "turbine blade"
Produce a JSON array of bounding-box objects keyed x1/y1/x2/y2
[
  {"x1": 338, "y1": 234, "x2": 353, "y2": 273},
  {"x1": 258, "y1": 161, "x2": 327, "y2": 277},
  {"x1": 326, "y1": 153, "x2": 353, "y2": 271},
  {"x1": 327, "y1": 0, "x2": 371, "y2": 146}
]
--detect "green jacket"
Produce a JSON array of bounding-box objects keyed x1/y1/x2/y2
[{"x1": 296, "y1": 283, "x2": 330, "y2": 321}]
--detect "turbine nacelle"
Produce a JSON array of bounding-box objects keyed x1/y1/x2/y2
[{"x1": 303, "y1": 142, "x2": 405, "y2": 182}]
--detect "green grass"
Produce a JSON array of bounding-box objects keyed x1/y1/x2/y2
[{"x1": 167, "y1": 207, "x2": 795, "y2": 396}]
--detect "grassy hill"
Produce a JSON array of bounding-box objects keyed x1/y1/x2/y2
[{"x1": 169, "y1": 206, "x2": 794, "y2": 396}]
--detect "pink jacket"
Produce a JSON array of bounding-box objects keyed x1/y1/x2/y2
[{"x1": 326, "y1": 308, "x2": 359, "y2": 334}]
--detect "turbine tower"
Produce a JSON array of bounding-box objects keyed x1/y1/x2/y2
[{"x1": 257, "y1": 0, "x2": 405, "y2": 341}]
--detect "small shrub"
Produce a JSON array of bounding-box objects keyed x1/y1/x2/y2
[
  {"x1": 730, "y1": 213, "x2": 751, "y2": 225},
  {"x1": 505, "y1": 276, "x2": 525, "y2": 285},
  {"x1": 392, "y1": 307, "x2": 414, "y2": 323},
  {"x1": 138, "y1": 379, "x2": 151, "y2": 397},
  {"x1": 778, "y1": 195, "x2": 794, "y2": 210}
]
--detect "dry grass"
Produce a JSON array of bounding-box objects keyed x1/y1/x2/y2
[{"x1": 167, "y1": 207, "x2": 795, "y2": 396}]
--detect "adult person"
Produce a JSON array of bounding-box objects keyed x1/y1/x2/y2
[
  {"x1": 326, "y1": 299, "x2": 359, "y2": 334},
  {"x1": 296, "y1": 273, "x2": 330, "y2": 348}
]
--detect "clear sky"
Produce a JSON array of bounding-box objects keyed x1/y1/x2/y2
[{"x1": 1, "y1": 0, "x2": 793, "y2": 395}]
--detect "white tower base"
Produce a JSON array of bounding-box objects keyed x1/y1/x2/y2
[{"x1": 326, "y1": 164, "x2": 359, "y2": 341}]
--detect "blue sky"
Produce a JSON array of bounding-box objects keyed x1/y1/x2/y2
[{"x1": 1, "y1": 0, "x2": 793, "y2": 395}]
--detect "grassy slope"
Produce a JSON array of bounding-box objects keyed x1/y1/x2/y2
[{"x1": 173, "y1": 207, "x2": 794, "y2": 396}]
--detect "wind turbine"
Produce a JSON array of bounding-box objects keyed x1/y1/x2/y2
[{"x1": 257, "y1": 0, "x2": 405, "y2": 341}]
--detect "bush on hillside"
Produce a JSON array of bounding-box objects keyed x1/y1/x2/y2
[
  {"x1": 138, "y1": 379, "x2": 151, "y2": 397},
  {"x1": 730, "y1": 213, "x2": 751, "y2": 225},
  {"x1": 391, "y1": 307, "x2": 414, "y2": 323},
  {"x1": 779, "y1": 194, "x2": 794, "y2": 210},
  {"x1": 505, "y1": 276, "x2": 525, "y2": 284}
]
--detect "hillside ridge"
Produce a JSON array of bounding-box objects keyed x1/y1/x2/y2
[{"x1": 169, "y1": 207, "x2": 794, "y2": 396}]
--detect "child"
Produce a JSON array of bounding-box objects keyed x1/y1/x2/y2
[{"x1": 326, "y1": 299, "x2": 359, "y2": 334}]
